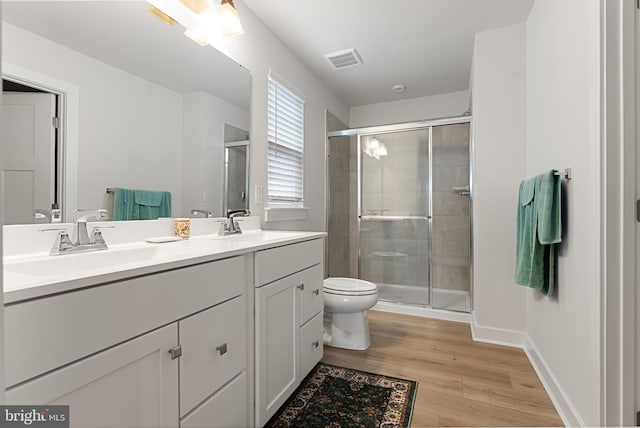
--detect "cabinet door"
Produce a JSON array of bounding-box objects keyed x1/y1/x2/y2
[
  {"x1": 299, "y1": 263, "x2": 324, "y2": 325},
  {"x1": 179, "y1": 295, "x2": 247, "y2": 417},
  {"x1": 255, "y1": 274, "x2": 300, "y2": 427},
  {"x1": 299, "y1": 311, "x2": 324, "y2": 378},
  {"x1": 6, "y1": 324, "x2": 179, "y2": 428}
]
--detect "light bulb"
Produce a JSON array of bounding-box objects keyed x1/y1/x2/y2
[{"x1": 216, "y1": 0, "x2": 244, "y2": 37}]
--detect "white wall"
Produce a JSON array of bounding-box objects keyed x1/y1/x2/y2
[
  {"x1": 349, "y1": 90, "x2": 470, "y2": 128},
  {"x1": 2, "y1": 23, "x2": 184, "y2": 217},
  {"x1": 525, "y1": 0, "x2": 602, "y2": 425},
  {"x1": 225, "y1": 1, "x2": 349, "y2": 232},
  {"x1": 181, "y1": 92, "x2": 249, "y2": 218},
  {"x1": 470, "y1": 24, "x2": 527, "y2": 336}
]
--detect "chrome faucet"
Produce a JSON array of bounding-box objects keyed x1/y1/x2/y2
[
  {"x1": 34, "y1": 209, "x2": 51, "y2": 223},
  {"x1": 190, "y1": 209, "x2": 213, "y2": 218},
  {"x1": 219, "y1": 209, "x2": 250, "y2": 236},
  {"x1": 48, "y1": 209, "x2": 111, "y2": 255}
]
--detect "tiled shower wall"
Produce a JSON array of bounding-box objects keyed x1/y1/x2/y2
[
  {"x1": 327, "y1": 135, "x2": 351, "y2": 277},
  {"x1": 326, "y1": 111, "x2": 351, "y2": 278}
]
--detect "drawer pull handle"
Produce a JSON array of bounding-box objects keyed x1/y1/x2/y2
[
  {"x1": 216, "y1": 343, "x2": 228, "y2": 356},
  {"x1": 312, "y1": 289, "x2": 319, "y2": 296},
  {"x1": 297, "y1": 283, "x2": 305, "y2": 291},
  {"x1": 312, "y1": 340, "x2": 319, "y2": 349},
  {"x1": 168, "y1": 345, "x2": 182, "y2": 360}
]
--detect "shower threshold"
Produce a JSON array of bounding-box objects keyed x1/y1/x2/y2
[{"x1": 376, "y1": 282, "x2": 471, "y2": 313}]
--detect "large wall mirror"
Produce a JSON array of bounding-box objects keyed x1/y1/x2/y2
[{"x1": 1, "y1": 1, "x2": 251, "y2": 224}]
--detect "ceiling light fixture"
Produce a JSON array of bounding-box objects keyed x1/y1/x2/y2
[
  {"x1": 147, "y1": 5, "x2": 176, "y2": 25},
  {"x1": 392, "y1": 84, "x2": 406, "y2": 93},
  {"x1": 146, "y1": 0, "x2": 244, "y2": 47},
  {"x1": 216, "y1": 0, "x2": 244, "y2": 37},
  {"x1": 363, "y1": 138, "x2": 388, "y2": 160},
  {"x1": 180, "y1": 0, "x2": 212, "y2": 14}
]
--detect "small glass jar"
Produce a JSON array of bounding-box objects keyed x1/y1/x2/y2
[{"x1": 174, "y1": 218, "x2": 190, "y2": 239}]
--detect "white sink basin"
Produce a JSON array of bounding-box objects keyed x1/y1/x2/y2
[{"x1": 4, "y1": 245, "x2": 197, "y2": 280}]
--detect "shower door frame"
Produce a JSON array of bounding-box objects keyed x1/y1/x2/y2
[{"x1": 326, "y1": 115, "x2": 474, "y2": 311}]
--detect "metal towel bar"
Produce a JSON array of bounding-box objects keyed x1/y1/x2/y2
[{"x1": 554, "y1": 168, "x2": 572, "y2": 180}]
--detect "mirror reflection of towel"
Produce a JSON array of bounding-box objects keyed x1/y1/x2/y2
[{"x1": 113, "y1": 188, "x2": 171, "y2": 220}]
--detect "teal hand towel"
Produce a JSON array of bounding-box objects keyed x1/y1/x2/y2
[
  {"x1": 537, "y1": 171, "x2": 562, "y2": 244},
  {"x1": 515, "y1": 170, "x2": 561, "y2": 295},
  {"x1": 112, "y1": 188, "x2": 171, "y2": 221},
  {"x1": 113, "y1": 188, "x2": 135, "y2": 221},
  {"x1": 134, "y1": 190, "x2": 163, "y2": 207}
]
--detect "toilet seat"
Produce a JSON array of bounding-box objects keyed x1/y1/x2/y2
[{"x1": 323, "y1": 277, "x2": 378, "y2": 296}]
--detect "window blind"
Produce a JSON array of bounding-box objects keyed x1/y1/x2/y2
[{"x1": 267, "y1": 75, "x2": 304, "y2": 207}]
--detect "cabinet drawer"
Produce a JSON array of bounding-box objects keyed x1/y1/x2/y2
[
  {"x1": 5, "y1": 256, "x2": 245, "y2": 388},
  {"x1": 299, "y1": 264, "x2": 323, "y2": 325},
  {"x1": 179, "y1": 295, "x2": 247, "y2": 417},
  {"x1": 255, "y1": 239, "x2": 323, "y2": 286},
  {"x1": 180, "y1": 373, "x2": 247, "y2": 428},
  {"x1": 299, "y1": 311, "x2": 323, "y2": 379}
]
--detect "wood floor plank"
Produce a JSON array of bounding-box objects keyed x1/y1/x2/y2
[{"x1": 321, "y1": 310, "x2": 563, "y2": 427}]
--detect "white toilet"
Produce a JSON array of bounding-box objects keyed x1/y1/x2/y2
[{"x1": 323, "y1": 277, "x2": 379, "y2": 350}]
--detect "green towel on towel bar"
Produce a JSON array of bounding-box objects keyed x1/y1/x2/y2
[
  {"x1": 112, "y1": 188, "x2": 172, "y2": 221},
  {"x1": 515, "y1": 170, "x2": 562, "y2": 295}
]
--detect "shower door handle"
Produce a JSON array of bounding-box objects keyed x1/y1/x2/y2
[{"x1": 452, "y1": 185, "x2": 470, "y2": 196}]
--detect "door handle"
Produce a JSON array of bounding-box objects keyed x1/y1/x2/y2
[
  {"x1": 637, "y1": 200, "x2": 640, "y2": 222},
  {"x1": 297, "y1": 283, "x2": 305, "y2": 291},
  {"x1": 312, "y1": 289, "x2": 319, "y2": 296}
]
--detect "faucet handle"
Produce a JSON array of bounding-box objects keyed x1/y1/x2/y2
[
  {"x1": 49, "y1": 231, "x2": 74, "y2": 255},
  {"x1": 90, "y1": 228, "x2": 106, "y2": 245},
  {"x1": 90, "y1": 226, "x2": 114, "y2": 245}
]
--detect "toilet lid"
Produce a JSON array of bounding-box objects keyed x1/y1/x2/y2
[{"x1": 323, "y1": 277, "x2": 377, "y2": 293}]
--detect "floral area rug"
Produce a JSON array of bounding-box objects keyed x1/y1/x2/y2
[{"x1": 266, "y1": 363, "x2": 417, "y2": 428}]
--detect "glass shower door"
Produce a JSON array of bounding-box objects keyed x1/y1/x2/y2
[
  {"x1": 430, "y1": 123, "x2": 471, "y2": 312},
  {"x1": 358, "y1": 129, "x2": 431, "y2": 306}
]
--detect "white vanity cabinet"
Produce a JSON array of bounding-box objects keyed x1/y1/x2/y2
[
  {"x1": 254, "y1": 239, "x2": 324, "y2": 427},
  {"x1": 4, "y1": 255, "x2": 250, "y2": 428}
]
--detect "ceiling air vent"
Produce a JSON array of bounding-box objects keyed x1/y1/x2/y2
[{"x1": 324, "y1": 48, "x2": 363, "y2": 70}]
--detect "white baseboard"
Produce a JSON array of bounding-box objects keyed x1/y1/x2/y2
[
  {"x1": 470, "y1": 312, "x2": 526, "y2": 347},
  {"x1": 470, "y1": 312, "x2": 584, "y2": 427},
  {"x1": 523, "y1": 335, "x2": 585, "y2": 427}
]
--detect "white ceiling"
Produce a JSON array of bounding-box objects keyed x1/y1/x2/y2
[
  {"x1": 2, "y1": 1, "x2": 251, "y2": 109},
  {"x1": 241, "y1": 0, "x2": 534, "y2": 107}
]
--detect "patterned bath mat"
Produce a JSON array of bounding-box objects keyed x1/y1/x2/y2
[{"x1": 266, "y1": 363, "x2": 417, "y2": 428}]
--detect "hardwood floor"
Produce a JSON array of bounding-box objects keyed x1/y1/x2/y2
[{"x1": 321, "y1": 310, "x2": 563, "y2": 427}]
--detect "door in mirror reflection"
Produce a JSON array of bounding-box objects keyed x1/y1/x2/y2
[
  {"x1": 2, "y1": 88, "x2": 59, "y2": 224},
  {"x1": 224, "y1": 142, "x2": 250, "y2": 215}
]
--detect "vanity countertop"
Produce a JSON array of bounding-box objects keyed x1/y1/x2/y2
[{"x1": 3, "y1": 230, "x2": 326, "y2": 305}]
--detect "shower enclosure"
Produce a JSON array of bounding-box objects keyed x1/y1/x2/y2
[{"x1": 327, "y1": 118, "x2": 472, "y2": 312}]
